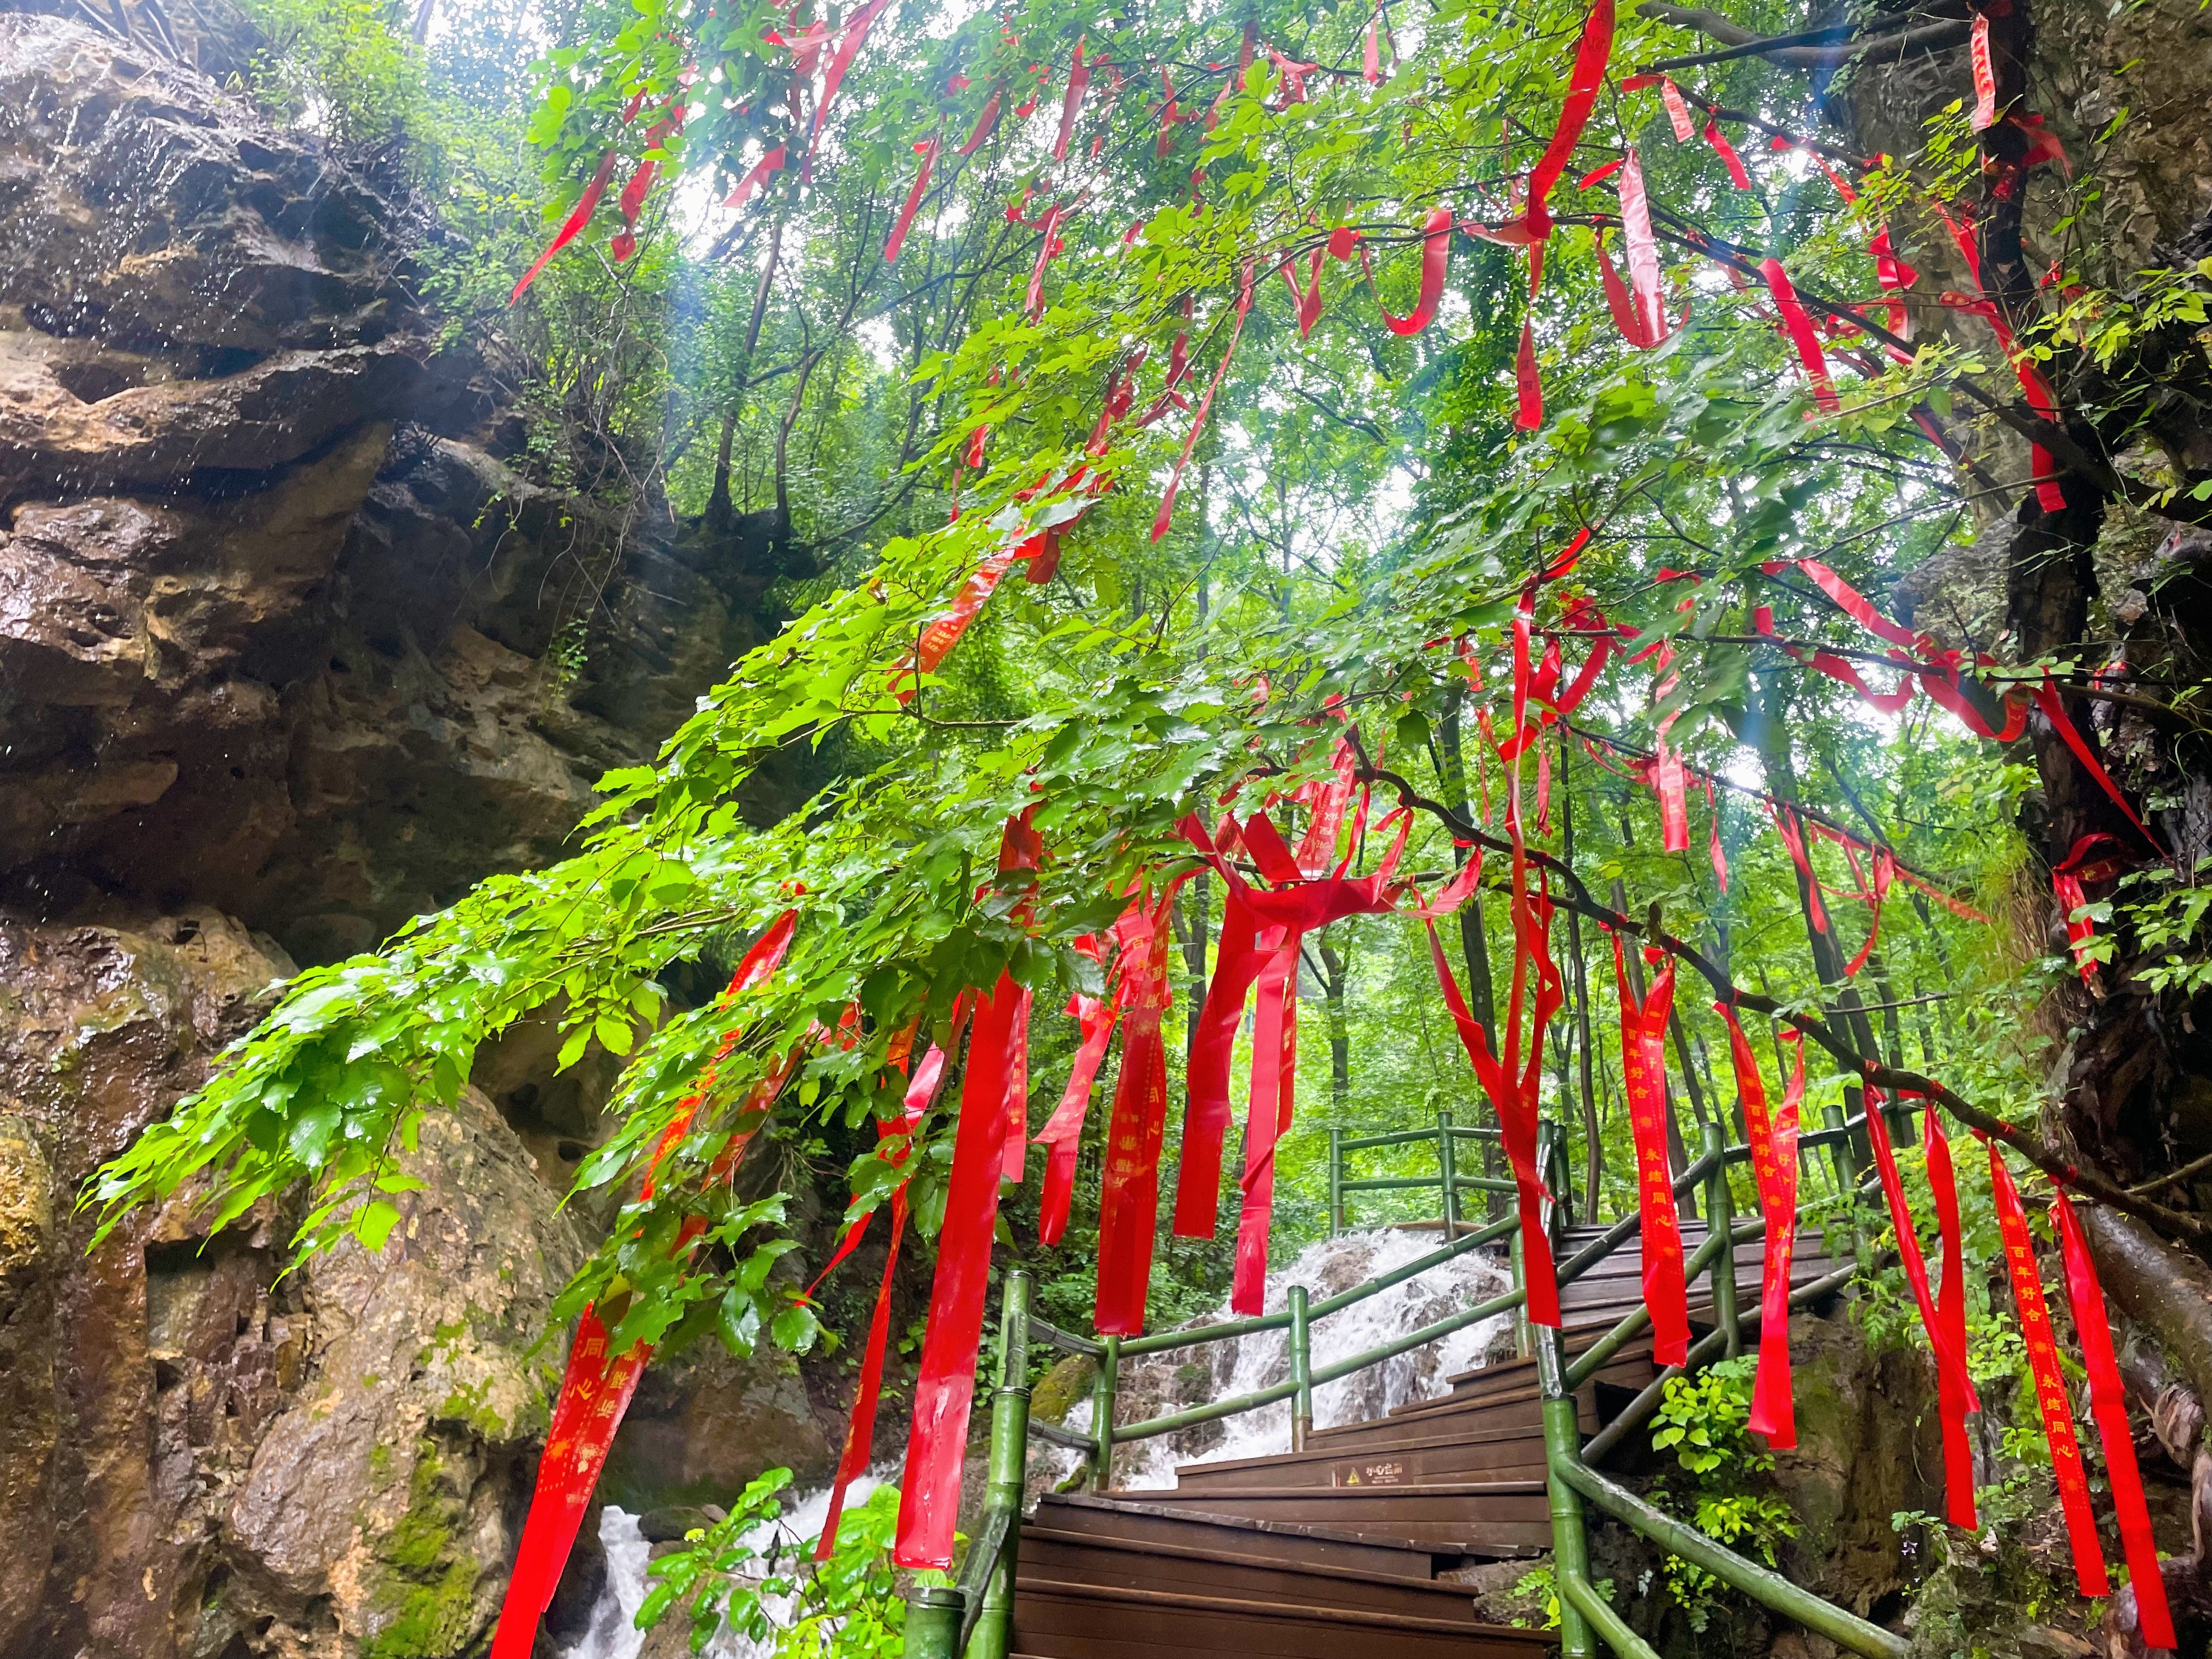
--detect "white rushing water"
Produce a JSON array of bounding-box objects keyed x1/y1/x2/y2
[
  {"x1": 564, "y1": 1228, "x2": 1509, "y2": 1652},
  {"x1": 561, "y1": 1475, "x2": 887, "y2": 1659},
  {"x1": 1099, "y1": 1227, "x2": 1513, "y2": 1488}
]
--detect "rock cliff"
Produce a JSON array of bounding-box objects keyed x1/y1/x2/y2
[{"x1": 0, "y1": 15, "x2": 834, "y2": 1657}]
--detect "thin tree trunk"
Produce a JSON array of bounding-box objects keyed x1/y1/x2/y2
[
  {"x1": 1436, "y1": 682, "x2": 1497, "y2": 1039},
  {"x1": 1318, "y1": 940, "x2": 1351, "y2": 1119},
  {"x1": 1560, "y1": 741, "x2": 1602, "y2": 1212}
]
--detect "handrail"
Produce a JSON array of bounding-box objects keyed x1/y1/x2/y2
[
  {"x1": 916, "y1": 1097, "x2": 1934, "y2": 1659},
  {"x1": 1552, "y1": 1454, "x2": 1908, "y2": 1658},
  {"x1": 1117, "y1": 1209, "x2": 1516, "y2": 1355},
  {"x1": 1328, "y1": 1109, "x2": 1506, "y2": 1235}
]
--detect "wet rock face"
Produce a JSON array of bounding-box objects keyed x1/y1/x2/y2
[
  {"x1": 0, "y1": 15, "x2": 788, "y2": 965},
  {"x1": 0, "y1": 909, "x2": 598, "y2": 1659},
  {"x1": 0, "y1": 16, "x2": 831, "y2": 1657}
]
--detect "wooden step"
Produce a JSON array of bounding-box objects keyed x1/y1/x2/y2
[
  {"x1": 1345, "y1": 1353, "x2": 1656, "y2": 1443},
  {"x1": 1020, "y1": 1524, "x2": 1484, "y2": 1617},
  {"x1": 1103, "y1": 1480, "x2": 1554, "y2": 1557},
  {"x1": 1009, "y1": 1578, "x2": 1556, "y2": 1659},
  {"x1": 1173, "y1": 1420, "x2": 1553, "y2": 1492},
  {"x1": 1029, "y1": 1493, "x2": 1452, "y2": 1579}
]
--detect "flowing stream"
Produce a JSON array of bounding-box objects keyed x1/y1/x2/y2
[{"x1": 563, "y1": 1227, "x2": 1509, "y2": 1656}]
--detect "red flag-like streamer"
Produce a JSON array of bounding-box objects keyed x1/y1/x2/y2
[
  {"x1": 1613, "y1": 938, "x2": 1690, "y2": 1365},
  {"x1": 895, "y1": 969, "x2": 1024, "y2": 1568},
  {"x1": 883, "y1": 139, "x2": 939, "y2": 263},
  {"x1": 1515, "y1": 318, "x2": 1544, "y2": 430},
  {"x1": 1521, "y1": 0, "x2": 1615, "y2": 240},
  {"x1": 2052, "y1": 1194, "x2": 2177, "y2": 1649},
  {"x1": 1053, "y1": 38, "x2": 1090, "y2": 160},
  {"x1": 1703, "y1": 115, "x2": 1753, "y2": 189},
  {"x1": 1985, "y1": 1146, "x2": 2107, "y2": 1597},
  {"x1": 1758, "y1": 257, "x2": 1840, "y2": 412},
  {"x1": 512, "y1": 152, "x2": 618, "y2": 302},
  {"x1": 1968, "y1": 13, "x2": 1997, "y2": 129},
  {"x1": 1922, "y1": 1103, "x2": 1977, "y2": 1523},
  {"x1": 1863, "y1": 1096, "x2": 1978, "y2": 1528},
  {"x1": 1096, "y1": 898, "x2": 1177, "y2": 1334},
  {"x1": 1725, "y1": 1009, "x2": 1799, "y2": 1446}
]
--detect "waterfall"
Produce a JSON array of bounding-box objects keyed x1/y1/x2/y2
[
  {"x1": 560, "y1": 1477, "x2": 885, "y2": 1659},
  {"x1": 1097, "y1": 1227, "x2": 1513, "y2": 1488},
  {"x1": 563, "y1": 1228, "x2": 1507, "y2": 1652}
]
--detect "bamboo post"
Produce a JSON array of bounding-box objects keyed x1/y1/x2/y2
[
  {"x1": 1535, "y1": 1321, "x2": 1596, "y2": 1659},
  {"x1": 906, "y1": 1587, "x2": 966, "y2": 1659},
  {"x1": 1088, "y1": 1334, "x2": 1119, "y2": 1491},
  {"x1": 1288, "y1": 1283, "x2": 1313, "y2": 1451},
  {"x1": 1328, "y1": 1126, "x2": 1344, "y2": 1236},
  {"x1": 970, "y1": 1271, "x2": 1032, "y2": 1659},
  {"x1": 1436, "y1": 1109, "x2": 1459, "y2": 1235},
  {"x1": 1703, "y1": 1121, "x2": 1740, "y2": 1359}
]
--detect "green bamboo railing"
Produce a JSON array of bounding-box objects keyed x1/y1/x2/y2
[
  {"x1": 1328, "y1": 1113, "x2": 1509, "y2": 1235},
  {"x1": 907, "y1": 1100, "x2": 1922, "y2": 1659}
]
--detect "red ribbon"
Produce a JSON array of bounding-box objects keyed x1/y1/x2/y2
[
  {"x1": 1862, "y1": 1095, "x2": 1978, "y2": 1528},
  {"x1": 2052, "y1": 831, "x2": 2124, "y2": 983},
  {"x1": 958, "y1": 86, "x2": 1003, "y2": 154},
  {"x1": 724, "y1": 144, "x2": 789, "y2": 210},
  {"x1": 883, "y1": 139, "x2": 939, "y2": 263},
  {"x1": 814, "y1": 1058, "x2": 930, "y2": 1561},
  {"x1": 2052, "y1": 1193, "x2": 2178, "y2": 1649},
  {"x1": 1758, "y1": 257, "x2": 1840, "y2": 412},
  {"x1": 1379, "y1": 207, "x2": 1453, "y2": 336},
  {"x1": 1429, "y1": 918, "x2": 1560, "y2": 1325},
  {"x1": 1232, "y1": 934, "x2": 1299, "y2": 1312},
  {"x1": 1968, "y1": 13, "x2": 1997, "y2": 130},
  {"x1": 1025, "y1": 202, "x2": 1070, "y2": 318},
  {"x1": 1096, "y1": 896, "x2": 1180, "y2": 1334},
  {"x1": 492, "y1": 913, "x2": 799, "y2": 1656},
  {"x1": 1612, "y1": 937, "x2": 1690, "y2": 1364},
  {"x1": 895, "y1": 968, "x2": 1024, "y2": 1568},
  {"x1": 1985, "y1": 1145, "x2": 2107, "y2": 1596},
  {"x1": 1514, "y1": 317, "x2": 1544, "y2": 431},
  {"x1": 1724, "y1": 1010, "x2": 1799, "y2": 1444},
  {"x1": 1921, "y1": 1103, "x2": 1977, "y2": 1527},
  {"x1": 1052, "y1": 38, "x2": 1090, "y2": 160},
  {"x1": 1034, "y1": 952, "x2": 1119, "y2": 1244},
  {"x1": 1282, "y1": 245, "x2": 1327, "y2": 335},
  {"x1": 1001, "y1": 985, "x2": 1034, "y2": 1182},
  {"x1": 2034, "y1": 679, "x2": 2162, "y2": 851},
  {"x1": 806, "y1": 0, "x2": 892, "y2": 161},
  {"x1": 1521, "y1": 0, "x2": 1615, "y2": 240},
  {"x1": 511, "y1": 151, "x2": 618, "y2": 302},
  {"x1": 1619, "y1": 147, "x2": 1667, "y2": 346},
  {"x1": 1703, "y1": 115, "x2": 1753, "y2": 189}
]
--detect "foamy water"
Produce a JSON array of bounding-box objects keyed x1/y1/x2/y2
[{"x1": 566, "y1": 1228, "x2": 1508, "y2": 1651}]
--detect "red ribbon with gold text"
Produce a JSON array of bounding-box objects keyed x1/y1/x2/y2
[
  {"x1": 1861, "y1": 1093, "x2": 1978, "y2": 1528},
  {"x1": 1612, "y1": 936, "x2": 1690, "y2": 1365},
  {"x1": 2051, "y1": 1193, "x2": 2177, "y2": 1649},
  {"x1": 1724, "y1": 1008, "x2": 1799, "y2": 1445},
  {"x1": 1983, "y1": 1143, "x2": 2107, "y2": 1597}
]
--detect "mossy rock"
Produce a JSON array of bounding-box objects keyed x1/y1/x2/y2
[{"x1": 1031, "y1": 1354, "x2": 1096, "y2": 1425}]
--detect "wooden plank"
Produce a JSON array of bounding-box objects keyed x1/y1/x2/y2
[
  {"x1": 1009, "y1": 1582, "x2": 1555, "y2": 1659},
  {"x1": 1173, "y1": 1424, "x2": 1552, "y2": 1491},
  {"x1": 1031, "y1": 1494, "x2": 1447, "y2": 1577},
  {"x1": 1016, "y1": 1532, "x2": 1492, "y2": 1619}
]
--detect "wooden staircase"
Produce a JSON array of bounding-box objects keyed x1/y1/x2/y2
[{"x1": 1007, "y1": 1223, "x2": 1841, "y2": 1659}]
